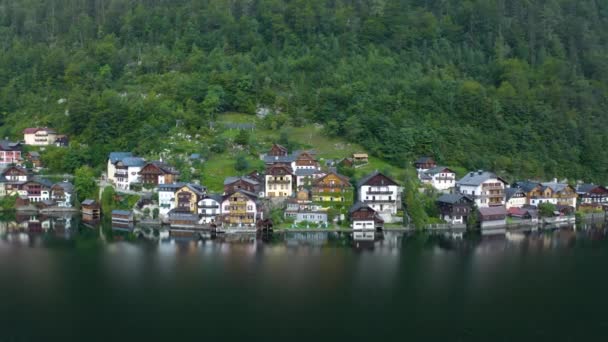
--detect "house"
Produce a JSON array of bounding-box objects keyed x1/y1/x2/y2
[
  {"x1": 51, "y1": 181, "x2": 74, "y2": 207},
  {"x1": 284, "y1": 199, "x2": 328, "y2": 225},
  {"x1": 139, "y1": 161, "x2": 180, "y2": 186},
  {"x1": 456, "y1": 171, "x2": 507, "y2": 208},
  {"x1": 0, "y1": 140, "x2": 23, "y2": 168},
  {"x1": 311, "y1": 172, "x2": 353, "y2": 206},
  {"x1": 508, "y1": 207, "x2": 539, "y2": 222},
  {"x1": 349, "y1": 203, "x2": 384, "y2": 232},
  {"x1": 20, "y1": 179, "x2": 52, "y2": 203},
  {"x1": 224, "y1": 176, "x2": 264, "y2": 198},
  {"x1": 357, "y1": 171, "x2": 401, "y2": 222},
  {"x1": 197, "y1": 194, "x2": 222, "y2": 224},
  {"x1": 338, "y1": 158, "x2": 354, "y2": 168},
  {"x1": 221, "y1": 189, "x2": 262, "y2": 227},
  {"x1": 109, "y1": 154, "x2": 146, "y2": 190},
  {"x1": 25, "y1": 152, "x2": 42, "y2": 168},
  {"x1": 576, "y1": 184, "x2": 608, "y2": 207},
  {"x1": 419, "y1": 166, "x2": 456, "y2": 191},
  {"x1": 414, "y1": 157, "x2": 436, "y2": 171},
  {"x1": 158, "y1": 183, "x2": 185, "y2": 217},
  {"x1": 81, "y1": 199, "x2": 101, "y2": 219},
  {"x1": 505, "y1": 188, "x2": 527, "y2": 209},
  {"x1": 167, "y1": 210, "x2": 199, "y2": 227},
  {"x1": 268, "y1": 144, "x2": 289, "y2": 157},
  {"x1": 478, "y1": 206, "x2": 508, "y2": 229},
  {"x1": 111, "y1": 210, "x2": 134, "y2": 223},
  {"x1": 352, "y1": 153, "x2": 369, "y2": 164},
  {"x1": 54, "y1": 135, "x2": 69, "y2": 147},
  {"x1": 294, "y1": 168, "x2": 326, "y2": 189},
  {"x1": 265, "y1": 164, "x2": 294, "y2": 198},
  {"x1": 293, "y1": 151, "x2": 320, "y2": 171},
  {"x1": 436, "y1": 194, "x2": 473, "y2": 225},
  {"x1": 2, "y1": 165, "x2": 28, "y2": 182},
  {"x1": 541, "y1": 182, "x2": 577, "y2": 208},
  {"x1": 23, "y1": 127, "x2": 58, "y2": 146},
  {"x1": 174, "y1": 184, "x2": 207, "y2": 213},
  {"x1": 107, "y1": 152, "x2": 133, "y2": 183}
]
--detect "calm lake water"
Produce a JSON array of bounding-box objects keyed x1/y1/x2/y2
[{"x1": 1, "y1": 214, "x2": 608, "y2": 341}]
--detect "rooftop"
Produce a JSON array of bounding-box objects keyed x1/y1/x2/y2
[{"x1": 457, "y1": 171, "x2": 506, "y2": 186}]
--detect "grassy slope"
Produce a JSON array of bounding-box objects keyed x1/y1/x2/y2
[{"x1": 200, "y1": 113, "x2": 404, "y2": 193}]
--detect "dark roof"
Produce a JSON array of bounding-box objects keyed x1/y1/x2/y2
[
  {"x1": 478, "y1": 206, "x2": 508, "y2": 216},
  {"x1": 202, "y1": 194, "x2": 223, "y2": 203},
  {"x1": 119, "y1": 157, "x2": 146, "y2": 167},
  {"x1": 112, "y1": 210, "x2": 132, "y2": 216},
  {"x1": 436, "y1": 194, "x2": 472, "y2": 204},
  {"x1": 0, "y1": 140, "x2": 22, "y2": 151},
  {"x1": 512, "y1": 181, "x2": 541, "y2": 193},
  {"x1": 81, "y1": 199, "x2": 97, "y2": 206},
  {"x1": 457, "y1": 171, "x2": 506, "y2": 187},
  {"x1": 357, "y1": 171, "x2": 398, "y2": 187},
  {"x1": 108, "y1": 152, "x2": 133, "y2": 163},
  {"x1": 158, "y1": 182, "x2": 186, "y2": 191},
  {"x1": 23, "y1": 127, "x2": 56, "y2": 134},
  {"x1": 576, "y1": 184, "x2": 605, "y2": 194},
  {"x1": 181, "y1": 183, "x2": 207, "y2": 196},
  {"x1": 415, "y1": 156, "x2": 435, "y2": 164},
  {"x1": 223, "y1": 189, "x2": 258, "y2": 201},
  {"x1": 505, "y1": 188, "x2": 524, "y2": 201},
  {"x1": 424, "y1": 166, "x2": 455, "y2": 175},
  {"x1": 295, "y1": 169, "x2": 322, "y2": 177},
  {"x1": 143, "y1": 161, "x2": 180, "y2": 175},
  {"x1": 349, "y1": 202, "x2": 374, "y2": 214},
  {"x1": 224, "y1": 176, "x2": 259, "y2": 186},
  {"x1": 53, "y1": 181, "x2": 74, "y2": 193},
  {"x1": 263, "y1": 155, "x2": 296, "y2": 164}
]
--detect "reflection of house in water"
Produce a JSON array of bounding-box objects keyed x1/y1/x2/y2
[
  {"x1": 285, "y1": 232, "x2": 330, "y2": 247},
  {"x1": 15, "y1": 213, "x2": 51, "y2": 233},
  {"x1": 50, "y1": 215, "x2": 73, "y2": 237}
]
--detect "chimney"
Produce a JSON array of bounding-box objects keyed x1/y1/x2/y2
[
  {"x1": 478, "y1": 170, "x2": 483, "y2": 175},
  {"x1": 469, "y1": 172, "x2": 474, "y2": 177}
]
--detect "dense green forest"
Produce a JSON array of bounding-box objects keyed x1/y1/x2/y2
[{"x1": 0, "y1": 0, "x2": 607, "y2": 182}]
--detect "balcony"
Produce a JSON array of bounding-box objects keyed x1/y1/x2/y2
[
  {"x1": 482, "y1": 185, "x2": 503, "y2": 190},
  {"x1": 363, "y1": 199, "x2": 395, "y2": 204},
  {"x1": 200, "y1": 204, "x2": 219, "y2": 209},
  {"x1": 366, "y1": 190, "x2": 393, "y2": 195},
  {"x1": 268, "y1": 179, "x2": 291, "y2": 184}
]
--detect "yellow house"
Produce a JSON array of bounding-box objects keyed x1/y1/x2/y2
[{"x1": 174, "y1": 184, "x2": 206, "y2": 213}]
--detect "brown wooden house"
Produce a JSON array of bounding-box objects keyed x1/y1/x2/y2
[
  {"x1": 224, "y1": 176, "x2": 261, "y2": 195},
  {"x1": 81, "y1": 199, "x2": 101, "y2": 219},
  {"x1": 414, "y1": 157, "x2": 437, "y2": 170},
  {"x1": 268, "y1": 144, "x2": 288, "y2": 157},
  {"x1": 436, "y1": 194, "x2": 473, "y2": 224},
  {"x1": 349, "y1": 203, "x2": 384, "y2": 231},
  {"x1": 139, "y1": 161, "x2": 180, "y2": 186},
  {"x1": 294, "y1": 152, "x2": 319, "y2": 169},
  {"x1": 312, "y1": 172, "x2": 353, "y2": 203}
]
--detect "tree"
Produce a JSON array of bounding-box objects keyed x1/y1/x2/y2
[
  {"x1": 235, "y1": 154, "x2": 249, "y2": 172},
  {"x1": 152, "y1": 208, "x2": 159, "y2": 219},
  {"x1": 234, "y1": 129, "x2": 250, "y2": 146},
  {"x1": 538, "y1": 202, "x2": 557, "y2": 217},
  {"x1": 74, "y1": 166, "x2": 97, "y2": 202},
  {"x1": 101, "y1": 186, "x2": 116, "y2": 214}
]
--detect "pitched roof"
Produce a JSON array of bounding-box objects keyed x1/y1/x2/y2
[
  {"x1": 353, "y1": 153, "x2": 368, "y2": 158},
  {"x1": 266, "y1": 163, "x2": 293, "y2": 175},
  {"x1": 180, "y1": 183, "x2": 207, "y2": 196},
  {"x1": 424, "y1": 166, "x2": 455, "y2": 175},
  {"x1": 349, "y1": 202, "x2": 374, "y2": 214},
  {"x1": 0, "y1": 140, "x2": 22, "y2": 151},
  {"x1": 202, "y1": 194, "x2": 224, "y2": 203},
  {"x1": 295, "y1": 169, "x2": 323, "y2": 177},
  {"x1": 415, "y1": 156, "x2": 435, "y2": 164},
  {"x1": 112, "y1": 210, "x2": 132, "y2": 216},
  {"x1": 223, "y1": 176, "x2": 259, "y2": 186},
  {"x1": 53, "y1": 181, "x2": 74, "y2": 193},
  {"x1": 357, "y1": 171, "x2": 398, "y2": 187},
  {"x1": 158, "y1": 182, "x2": 186, "y2": 191},
  {"x1": 512, "y1": 181, "x2": 542, "y2": 193},
  {"x1": 478, "y1": 206, "x2": 508, "y2": 216},
  {"x1": 263, "y1": 154, "x2": 296, "y2": 164},
  {"x1": 436, "y1": 194, "x2": 472, "y2": 204},
  {"x1": 23, "y1": 127, "x2": 56, "y2": 134},
  {"x1": 457, "y1": 171, "x2": 506, "y2": 186},
  {"x1": 81, "y1": 199, "x2": 97, "y2": 206},
  {"x1": 108, "y1": 152, "x2": 133, "y2": 163},
  {"x1": 223, "y1": 188, "x2": 258, "y2": 201},
  {"x1": 313, "y1": 171, "x2": 351, "y2": 186},
  {"x1": 505, "y1": 188, "x2": 524, "y2": 201},
  {"x1": 143, "y1": 161, "x2": 179, "y2": 175},
  {"x1": 119, "y1": 157, "x2": 146, "y2": 167},
  {"x1": 576, "y1": 184, "x2": 606, "y2": 194}
]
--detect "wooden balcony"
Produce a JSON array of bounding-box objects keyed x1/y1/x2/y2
[
  {"x1": 268, "y1": 179, "x2": 291, "y2": 184},
  {"x1": 366, "y1": 190, "x2": 393, "y2": 195},
  {"x1": 363, "y1": 199, "x2": 396, "y2": 204}
]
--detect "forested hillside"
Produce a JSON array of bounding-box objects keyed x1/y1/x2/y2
[{"x1": 0, "y1": 0, "x2": 607, "y2": 182}]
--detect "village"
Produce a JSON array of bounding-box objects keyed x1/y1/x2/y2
[{"x1": 1, "y1": 126, "x2": 608, "y2": 239}]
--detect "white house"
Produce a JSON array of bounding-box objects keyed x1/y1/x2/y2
[
  {"x1": 198, "y1": 195, "x2": 222, "y2": 224},
  {"x1": 357, "y1": 171, "x2": 401, "y2": 223},
  {"x1": 419, "y1": 166, "x2": 456, "y2": 191},
  {"x1": 23, "y1": 127, "x2": 58, "y2": 146},
  {"x1": 221, "y1": 190, "x2": 261, "y2": 227},
  {"x1": 456, "y1": 170, "x2": 508, "y2": 208},
  {"x1": 109, "y1": 155, "x2": 146, "y2": 190},
  {"x1": 505, "y1": 188, "x2": 527, "y2": 209},
  {"x1": 158, "y1": 183, "x2": 184, "y2": 217},
  {"x1": 51, "y1": 181, "x2": 74, "y2": 207},
  {"x1": 107, "y1": 152, "x2": 133, "y2": 183},
  {"x1": 349, "y1": 203, "x2": 384, "y2": 241},
  {"x1": 294, "y1": 168, "x2": 326, "y2": 189}
]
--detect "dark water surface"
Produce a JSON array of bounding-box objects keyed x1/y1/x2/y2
[{"x1": 1, "y1": 217, "x2": 608, "y2": 341}]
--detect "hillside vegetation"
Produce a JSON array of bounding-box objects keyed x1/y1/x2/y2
[{"x1": 0, "y1": 0, "x2": 607, "y2": 182}]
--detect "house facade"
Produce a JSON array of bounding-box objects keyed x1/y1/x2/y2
[
  {"x1": 478, "y1": 206, "x2": 508, "y2": 229},
  {"x1": 221, "y1": 190, "x2": 260, "y2": 227},
  {"x1": 23, "y1": 128, "x2": 58, "y2": 146},
  {"x1": 357, "y1": 171, "x2": 400, "y2": 222},
  {"x1": 284, "y1": 199, "x2": 328, "y2": 225},
  {"x1": 312, "y1": 172, "x2": 353, "y2": 207},
  {"x1": 0, "y1": 140, "x2": 22, "y2": 168},
  {"x1": 295, "y1": 168, "x2": 326, "y2": 189},
  {"x1": 436, "y1": 194, "x2": 473, "y2": 224},
  {"x1": 113, "y1": 157, "x2": 145, "y2": 190},
  {"x1": 419, "y1": 166, "x2": 456, "y2": 191},
  {"x1": 456, "y1": 171, "x2": 507, "y2": 208},
  {"x1": 265, "y1": 164, "x2": 294, "y2": 198},
  {"x1": 224, "y1": 176, "x2": 263, "y2": 198},
  {"x1": 158, "y1": 183, "x2": 184, "y2": 217},
  {"x1": 542, "y1": 183, "x2": 577, "y2": 208},
  {"x1": 414, "y1": 157, "x2": 436, "y2": 171},
  {"x1": 293, "y1": 152, "x2": 319, "y2": 171},
  {"x1": 21, "y1": 180, "x2": 52, "y2": 203},
  {"x1": 2, "y1": 165, "x2": 28, "y2": 182},
  {"x1": 576, "y1": 184, "x2": 608, "y2": 207},
  {"x1": 505, "y1": 188, "x2": 527, "y2": 209},
  {"x1": 51, "y1": 181, "x2": 74, "y2": 207},
  {"x1": 198, "y1": 195, "x2": 222, "y2": 224},
  {"x1": 139, "y1": 161, "x2": 179, "y2": 186},
  {"x1": 349, "y1": 203, "x2": 384, "y2": 231},
  {"x1": 268, "y1": 144, "x2": 288, "y2": 157},
  {"x1": 174, "y1": 184, "x2": 206, "y2": 213}
]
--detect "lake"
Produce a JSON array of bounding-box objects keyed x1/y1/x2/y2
[{"x1": 1, "y1": 214, "x2": 607, "y2": 341}]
